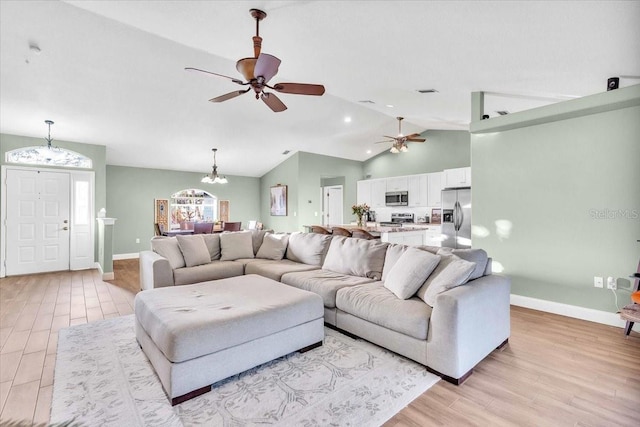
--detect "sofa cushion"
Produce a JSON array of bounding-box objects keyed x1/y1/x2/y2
[
  {"x1": 437, "y1": 248, "x2": 488, "y2": 280},
  {"x1": 173, "y1": 261, "x2": 244, "y2": 286},
  {"x1": 285, "y1": 232, "x2": 332, "y2": 266},
  {"x1": 245, "y1": 259, "x2": 320, "y2": 282},
  {"x1": 416, "y1": 254, "x2": 476, "y2": 306},
  {"x1": 336, "y1": 282, "x2": 432, "y2": 340},
  {"x1": 150, "y1": 237, "x2": 185, "y2": 269},
  {"x1": 322, "y1": 236, "x2": 388, "y2": 280},
  {"x1": 175, "y1": 235, "x2": 210, "y2": 267},
  {"x1": 281, "y1": 269, "x2": 376, "y2": 308},
  {"x1": 202, "y1": 234, "x2": 221, "y2": 260},
  {"x1": 251, "y1": 229, "x2": 272, "y2": 255},
  {"x1": 381, "y1": 244, "x2": 409, "y2": 282},
  {"x1": 256, "y1": 233, "x2": 289, "y2": 260},
  {"x1": 220, "y1": 231, "x2": 254, "y2": 261},
  {"x1": 384, "y1": 247, "x2": 441, "y2": 299}
]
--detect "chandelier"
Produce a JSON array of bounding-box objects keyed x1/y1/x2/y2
[
  {"x1": 389, "y1": 142, "x2": 408, "y2": 154},
  {"x1": 201, "y1": 148, "x2": 228, "y2": 184}
]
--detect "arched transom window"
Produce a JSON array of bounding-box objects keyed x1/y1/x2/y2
[{"x1": 5, "y1": 146, "x2": 92, "y2": 168}]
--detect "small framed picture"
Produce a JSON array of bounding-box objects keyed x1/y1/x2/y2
[
  {"x1": 431, "y1": 208, "x2": 441, "y2": 224},
  {"x1": 270, "y1": 185, "x2": 287, "y2": 216}
]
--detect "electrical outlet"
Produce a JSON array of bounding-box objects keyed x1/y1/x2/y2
[
  {"x1": 135, "y1": 238, "x2": 140, "y2": 244},
  {"x1": 607, "y1": 276, "x2": 617, "y2": 290},
  {"x1": 594, "y1": 276, "x2": 603, "y2": 288}
]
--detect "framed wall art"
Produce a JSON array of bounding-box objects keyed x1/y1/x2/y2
[
  {"x1": 219, "y1": 200, "x2": 230, "y2": 223},
  {"x1": 154, "y1": 198, "x2": 169, "y2": 232},
  {"x1": 270, "y1": 185, "x2": 287, "y2": 216}
]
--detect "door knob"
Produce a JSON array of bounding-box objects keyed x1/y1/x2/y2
[{"x1": 63, "y1": 227, "x2": 69, "y2": 231}]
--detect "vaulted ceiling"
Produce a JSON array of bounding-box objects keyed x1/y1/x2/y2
[{"x1": 1, "y1": 1, "x2": 638, "y2": 176}]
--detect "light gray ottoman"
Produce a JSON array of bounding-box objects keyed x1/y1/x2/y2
[{"x1": 134, "y1": 274, "x2": 324, "y2": 405}]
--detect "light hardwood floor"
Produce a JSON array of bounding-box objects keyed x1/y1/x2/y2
[{"x1": 0, "y1": 260, "x2": 638, "y2": 426}]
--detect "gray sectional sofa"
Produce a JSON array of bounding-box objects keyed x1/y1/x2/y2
[{"x1": 139, "y1": 230, "x2": 511, "y2": 384}]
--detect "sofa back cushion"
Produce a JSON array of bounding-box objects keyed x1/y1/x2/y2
[
  {"x1": 383, "y1": 247, "x2": 441, "y2": 299},
  {"x1": 201, "y1": 234, "x2": 221, "y2": 260},
  {"x1": 437, "y1": 248, "x2": 489, "y2": 280},
  {"x1": 176, "y1": 235, "x2": 211, "y2": 267},
  {"x1": 322, "y1": 236, "x2": 388, "y2": 279},
  {"x1": 285, "y1": 232, "x2": 332, "y2": 266},
  {"x1": 256, "y1": 233, "x2": 289, "y2": 260},
  {"x1": 220, "y1": 231, "x2": 255, "y2": 261},
  {"x1": 150, "y1": 237, "x2": 185, "y2": 269},
  {"x1": 416, "y1": 253, "x2": 476, "y2": 306},
  {"x1": 251, "y1": 229, "x2": 273, "y2": 255}
]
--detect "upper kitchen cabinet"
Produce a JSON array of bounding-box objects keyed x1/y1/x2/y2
[
  {"x1": 357, "y1": 179, "x2": 386, "y2": 209},
  {"x1": 427, "y1": 172, "x2": 443, "y2": 207},
  {"x1": 357, "y1": 180, "x2": 372, "y2": 206},
  {"x1": 408, "y1": 174, "x2": 429, "y2": 207},
  {"x1": 386, "y1": 176, "x2": 408, "y2": 192},
  {"x1": 443, "y1": 167, "x2": 471, "y2": 188}
]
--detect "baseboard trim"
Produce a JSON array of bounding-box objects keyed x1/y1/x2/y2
[
  {"x1": 510, "y1": 294, "x2": 639, "y2": 331},
  {"x1": 95, "y1": 262, "x2": 114, "y2": 280},
  {"x1": 113, "y1": 253, "x2": 139, "y2": 260}
]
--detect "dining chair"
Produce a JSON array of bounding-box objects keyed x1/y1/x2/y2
[
  {"x1": 223, "y1": 221, "x2": 242, "y2": 231},
  {"x1": 311, "y1": 226, "x2": 332, "y2": 235},
  {"x1": 330, "y1": 226, "x2": 352, "y2": 237},
  {"x1": 154, "y1": 223, "x2": 163, "y2": 236},
  {"x1": 193, "y1": 222, "x2": 214, "y2": 234},
  {"x1": 351, "y1": 228, "x2": 376, "y2": 240}
]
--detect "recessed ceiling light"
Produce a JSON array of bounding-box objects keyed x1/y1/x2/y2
[
  {"x1": 344, "y1": 116, "x2": 352, "y2": 123},
  {"x1": 417, "y1": 89, "x2": 438, "y2": 93},
  {"x1": 366, "y1": 150, "x2": 372, "y2": 154},
  {"x1": 385, "y1": 104, "x2": 394, "y2": 108}
]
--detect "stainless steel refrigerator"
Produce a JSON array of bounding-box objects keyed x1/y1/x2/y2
[{"x1": 441, "y1": 188, "x2": 471, "y2": 249}]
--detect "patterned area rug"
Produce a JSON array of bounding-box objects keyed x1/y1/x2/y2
[{"x1": 51, "y1": 315, "x2": 438, "y2": 426}]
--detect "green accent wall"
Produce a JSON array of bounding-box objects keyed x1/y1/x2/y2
[
  {"x1": 471, "y1": 85, "x2": 640, "y2": 313},
  {"x1": 363, "y1": 130, "x2": 470, "y2": 178},
  {"x1": 259, "y1": 152, "x2": 364, "y2": 232},
  {"x1": 106, "y1": 165, "x2": 260, "y2": 254},
  {"x1": 1, "y1": 133, "x2": 107, "y2": 261}
]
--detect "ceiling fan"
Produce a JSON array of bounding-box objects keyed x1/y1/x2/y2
[
  {"x1": 185, "y1": 9, "x2": 325, "y2": 112},
  {"x1": 375, "y1": 117, "x2": 426, "y2": 153}
]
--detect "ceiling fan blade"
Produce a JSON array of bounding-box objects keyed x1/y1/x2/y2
[
  {"x1": 406, "y1": 138, "x2": 426, "y2": 143},
  {"x1": 382, "y1": 135, "x2": 399, "y2": 140},
  {"x1": 273, "y1": 83, "x2": 325, "y2": 96},
  {"x1": 254, "y1": 53, "x2": 281, "y2": 83},
  {"x1": 209, "y1": 88, "x2": 250, "y2": 103},
  {"x1": 185, "y1": 67, "x2": 245, "y2": 85},
  {"x1": 261, "y1": 92, "x2": 287, "y2": 112},
  {"x1": 405, "y1": 133, "x2": 422, "y2": 139},
  {"x1": 374, "y1": 140, "x2": 394, "y2": 144}
]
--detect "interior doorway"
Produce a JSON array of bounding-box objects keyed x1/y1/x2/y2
[
  {"x1": 322, "y1": 185, "x2": 343, "y2": 226},
  {"x1": 1, "y1": 166, "x2": 95, "y2": 277}
]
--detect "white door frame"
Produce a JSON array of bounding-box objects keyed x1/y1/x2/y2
[
  {"x1": 1, "y1": 165, "x2": 95, "y2": 277},
  {"x1": 322, "y1": 185, "x2": 344, "y2": 226}
]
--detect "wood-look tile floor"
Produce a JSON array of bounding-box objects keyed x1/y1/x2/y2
[{"x1": 0, "y1": 260, "x2": 638, "y2": 426}]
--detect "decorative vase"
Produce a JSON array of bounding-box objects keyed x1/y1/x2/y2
[{"x1": 357, "y1": 215, "x2": 364, "y2": 227}]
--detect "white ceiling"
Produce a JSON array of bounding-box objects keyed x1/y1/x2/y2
[{"x1": 1, "y1": 1, "x2": 639, "y2": 177}]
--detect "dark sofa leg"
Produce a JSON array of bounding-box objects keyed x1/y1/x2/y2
[
  {"x1": 171, "y1": 385, "x2": 212, "y2": 406},
  {"x1": 427, "y1": 366, "x2": 473, "y2": 385},
  {"x1": 299, "y1": 341, "x2": 323, "y2": 353},
  {"x1": 496, "y1": 338, "x2": 509, "y2": 349}
]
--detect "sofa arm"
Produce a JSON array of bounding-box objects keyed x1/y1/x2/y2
[
  {"x1": 427, "y1": 274, "x2": 511, "y2": 380},
  {"x1": 139, "y1": 250, "x2": 175, "y2": 291}
]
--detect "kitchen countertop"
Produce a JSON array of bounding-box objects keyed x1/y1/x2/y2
[{"x1": 304, "y1": 223, "x2": 441, "y2": 234}]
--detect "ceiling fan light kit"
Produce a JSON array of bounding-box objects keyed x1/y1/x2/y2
[
  {"x1": 375, "y1": 116, "x2": 426, "y2": 154},
  {"x1": 186, "y1": 8, "x2": 325, "y2": 112},
  {"x1": 201, "y1": 148, "x2": 228, "y2": 184}
]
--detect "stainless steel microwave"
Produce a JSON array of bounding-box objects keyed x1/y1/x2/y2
[{"x1": 385, "y1": 191, "x2": 408, "y2": 206}]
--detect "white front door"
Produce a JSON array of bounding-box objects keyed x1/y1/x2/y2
[
  {"x1": 5, "y1": 169, "x2": 70, "y2": 275},
  {"x1": 323, "y1": 186, "x2": 343, "y2": 226}
]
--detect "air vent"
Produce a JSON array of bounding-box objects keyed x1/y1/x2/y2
[
  {"x1": 358, "y1": 100, "x2": 375, "y2": 104},
  {"x1": 496, "y1": 110, "x2": 509, "y2": 116},
  {"x1": 417, "y1": 89, "x2": 438, "y2": 93},
  {"x1": 282, "y1": 150, "x2": 291, "y2": 155}
]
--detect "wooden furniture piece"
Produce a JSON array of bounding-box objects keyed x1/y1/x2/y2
[
  {"x1": 223, "y1": 221, "x2": 242, "y2": 231},
  {"x1": 621, "y1": 304, "x2": 640, "y2": 336},
  {"x1": 193, "y1": 222, "x2": 214, "y2": 234},
  {"x1": 311, "y1": 225, "x2": 331, "y2": 235},
  {"x1": 154, "y1": 223, "x2": 163, "y2": 236},
  {"x1": 331, "y1": 226, "x2": 352, "y2": 237},
  {"x1": 351, "y1": 228, "x2": 376, "y2": 240}
]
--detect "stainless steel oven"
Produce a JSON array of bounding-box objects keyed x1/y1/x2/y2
[{"x1": 385, "y1": 191, "x2": 408, "y2": 206}]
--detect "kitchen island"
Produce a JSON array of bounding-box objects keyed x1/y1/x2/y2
[{"x1": 303, "y1": 223, "x2": 443, "y2": 247}]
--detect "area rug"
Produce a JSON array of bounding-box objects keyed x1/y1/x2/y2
[{"x1": 51, "y1": 315, "x2": 438, "y2": 426}]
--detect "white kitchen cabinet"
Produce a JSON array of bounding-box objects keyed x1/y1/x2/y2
[
  {"x1": 356, "y1": 180, "x2": 372, "y2": 206},
  {"x1": 381, "y1": 230, "x2": 425, "y2": 246},
  {"x1": 370, "y1": 179, "x2": 387, "y2": 208},
  {"x1": 443, "y1": 167, "x2": 471, "y2": 188},
  {"x1": 423, "y1": 225, "x2": 443, "y2": 247},
  {"x1": 386, "y1": 176, "x2": 408, "y2": 192},
  {"x1": 427, "y1": 172, "x2": 443, "y2": 207},
  {"x1": 408, "y1": 174, "x2": 429, "y2": 207}
]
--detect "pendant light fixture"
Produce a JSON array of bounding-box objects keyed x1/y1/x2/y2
[{"x1": 201, "y1": 148, "x2": 228, "y2": 184}]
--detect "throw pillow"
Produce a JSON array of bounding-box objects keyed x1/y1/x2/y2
[
  {"x1": 383, "y1": 247, "x2": 441, "y2": 300},
  {"x1": 437, "y1": 248, "x2": 488, "y2": 280},
  {"x1": 417, "y1": 254, "x2": 476, "y2": 306},
  {"x1": 176, "y1": 235, "x2": 211, "y2": 267},
  {"x1": 201, "y1": 234, "x2": 221, "y2": 260},
  {"x1": 322, "y1": 236, "x2": 388, "y2": 280},
  {"x1": 150, "y1": 237, "x2": 185, "y2": 269},
  {"x1": 285, "y1": 232, "x2": 333, "y2": 266},
  {"x1": 256, "y1": 233, "x2": 289, "y2": 260},
  {"x1": 220, "y1": 231, "x2": 254, "y2": 261}
]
